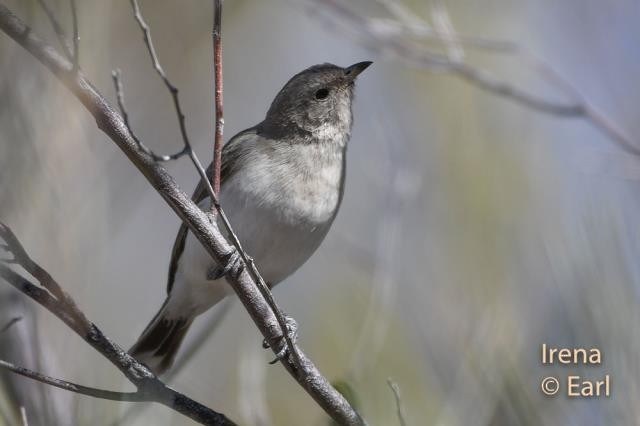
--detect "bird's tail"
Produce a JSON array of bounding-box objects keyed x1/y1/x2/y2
[{"x1": 129, "y1": 299, "x2": 193, "y2": 375}]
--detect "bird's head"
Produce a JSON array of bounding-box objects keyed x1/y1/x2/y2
[{"x1": 260, "y1": 61, "x2": 372, "y2": 142}]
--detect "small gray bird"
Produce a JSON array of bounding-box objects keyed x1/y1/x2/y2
[{"x1": 130, "y1": 61, "x2": 372, "y2": 374}]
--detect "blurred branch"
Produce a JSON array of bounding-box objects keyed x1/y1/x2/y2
[
  {"x1": 312, "y1": 0, "x2": 640, "y2": 156},
  {"x1": 35, "y1": 0, "x2": 72, "y2": 61},
  {"x1": 0, "y1": 3, "x2": 365, "y2": 425},
  {"x1": 386, "y1": 378, "x2": 407, "y2": 426},
  {"x1": 430, "y1": 0, "x2": 463, "y2": 62},
  {"x1": 19, "y1": 406, "x2": 27, "y2": 426},
  {"x1": 212, "y1": 0, "x2": 224, "y2": 196},
  {"x1": 69, "y1": 0, "x2": 78, "y2": 70},
  {"x1": 0, "y1": 292, "x2": 75, "y2": 425},
  {"x1": 0, "y1": 316, "x2": 21, "y2": 333},
  {"x1": 0, "y1": 222, "x2": 234, "y2": 425}
]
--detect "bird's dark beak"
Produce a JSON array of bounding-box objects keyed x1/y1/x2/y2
[{"x1": 345, "y1": 61, "x2": 373, "y2": 81}]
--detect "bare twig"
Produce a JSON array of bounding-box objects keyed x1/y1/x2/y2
[
  {"x1": 365, "y1": 17, "x2": 519, "y2": 52},
  {"x1": 0, "y1": 3, "x2": 364, "y2": 424},
  {"x1": 373, "y1": 0, "x2": 423, "y2": 28},
  {"x1": 430, "y1": 0, "x2": 463, "y2": 62},
  {"x1": 212, "y1": 0, "x2": 224, "y2": 196},
  {"x1": 124, "y1": 0, "x2": 191, "y2": 162},
  {"x1": 312, "y1": 0, "x2": 640, "y2": 156},
  {"x1": 0, "y1": 223, "x2": 85, "y2": 327},
  {"x1": 386, "y1": 378, "x2": 407, "y2": 426},
  {"x1": 0, "y1": 316, "x2": 21, "y2": 332},
  {"x1": 0, "y1": 223, "x2": 234, "y2": 425},
  {"x1": 0, "y1": 292, "x2": 74, "y2": 425},
  {"x1": 69, "y1": 0, "x2": 78, "y2": 70},
  {"x1": 111, "y1": 70, "x2": 188, "y2": 161},
  {"x1": 35, "y1": 0, "x2": 73, "y2": 61},
  {"x1": 19, "y1": 406, "x2": 27, "y2": 426},
  {"x1": 0, "y1": 359, "x2": 143, "y2": 402}
]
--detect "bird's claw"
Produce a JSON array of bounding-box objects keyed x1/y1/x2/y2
[
  {"x1": 207, "y1": 249, "x2": 242, "y2": 280},
  {"x1": 263, "y1": 315, "x2": 298, "y2": 364}
]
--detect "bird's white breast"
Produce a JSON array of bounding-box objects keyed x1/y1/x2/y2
[
  {"x1": 219, "y1": 137, "x2": 345, "y2": 282},
  {"x1": 177, "y1": 134, "x2": 345, "y2": 309}
]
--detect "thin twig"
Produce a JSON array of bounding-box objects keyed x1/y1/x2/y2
[
  {"x1": 19, "y1": 406, "x2": 27, "y2": 426},
  {"x1": 35, "y1": 0, "x2": 73, "y2": 61},
  {"x1": 0, "y1": 4, "x2": 364, "y2": 424},
  {"x1": 212, "y1": 0, "x2": 224, "y2": 196},
  {"x1": 386, "y1": 378, "x2": 407, "y2": 426},
  {"x1": 0, "y1": 359, "x2": 144, "y2": 402},
  {"x1": 126, "y1": 0, "x2": 192, "y2": 162},
  {"x1": 69, "y1": 0, "x2": 78, "y2": 70},
  {"x1": 313, "y1": 0, "x2": 640, "y2": 156},
  {"x1": 112, "y1": 70, "x2": 188, "y2": 161},
  {"x1": 0, "y1": 223, "x2": 86, "y2": 329},
  {"x1": 430, "y1": 0, "x2": 463, "y2": 62},
  {"x1": 0, "y1": 316, "x2": 22, "y2": 332}
]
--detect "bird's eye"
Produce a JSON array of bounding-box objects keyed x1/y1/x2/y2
[{"x1": 314, "y1": 88, "x2": 329, "y2": 100}]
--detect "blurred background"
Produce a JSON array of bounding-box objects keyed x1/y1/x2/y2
[{"x1": 1, "y1": 0, "x2": 640, "y2": 425}]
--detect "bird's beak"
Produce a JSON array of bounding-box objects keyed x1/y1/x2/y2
[{"x1": 345, "y1": 61, "x2": 373, "y2": 81}]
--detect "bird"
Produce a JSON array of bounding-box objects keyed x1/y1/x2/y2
[{"x1": 129, "y1": 61, "x2": 372, "y2": 374}]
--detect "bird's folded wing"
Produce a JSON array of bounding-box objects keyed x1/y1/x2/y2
[{"x1": 165, "y1": 126, "x2": 258, "y2": 294}]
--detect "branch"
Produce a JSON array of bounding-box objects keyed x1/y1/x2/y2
[
  {"x1": 212, "y1": 0, "x2": 224, "y2": 196},
  {"x1": 69, "y1": 0, "x2": 78, "y2": 70},
  {"x1": 313, "y1": 0, "x2": 640, "y2": 156},
  {"x1": 0, "y1": 290, "x2": 75, "y2": 425},
  {"x1": 386, "y1": 378, "x2": 407, "y2": 426},
  {"x1": 0, "y1": 359, "x2": 143, "y2": 402},
  {"x1": 19, "y1": 406, "x2": 27, "y2": 426},
  {"x1": 0, "y1": 223, "x2": 235, "y2": 425},
  {"x1": 0, "y1": 3, "x2": 365, "y2": 425},
  {"x1": 0, "y1": 316, "x2": 21, "y2": 333},
  {"x1": 35, "y1": 0, "x2": 73, "y2": 61}
]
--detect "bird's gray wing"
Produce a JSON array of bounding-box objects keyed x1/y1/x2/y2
[{"x1": 166, "y1": 126, "x2": 258, "y2": 293}]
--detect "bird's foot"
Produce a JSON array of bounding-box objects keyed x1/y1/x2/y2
[
  {"x1": 207, "y1": 248, "x2": 242, "y2": 280},
  {"x1": 263, "y1": 314, "x2": 298, "y2": 364}
]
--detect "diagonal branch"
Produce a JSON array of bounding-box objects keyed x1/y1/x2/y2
[
  {"x1": 0, "y1": 3, "x2": 365, "y2": 425},
  {"x1": 35, "y1": 0, "x2": 73, "y2": 61}
]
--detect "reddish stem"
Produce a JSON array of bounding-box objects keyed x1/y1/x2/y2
[{"x1": 212, "y1": 0, "x2": 223, "y2": 198}]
